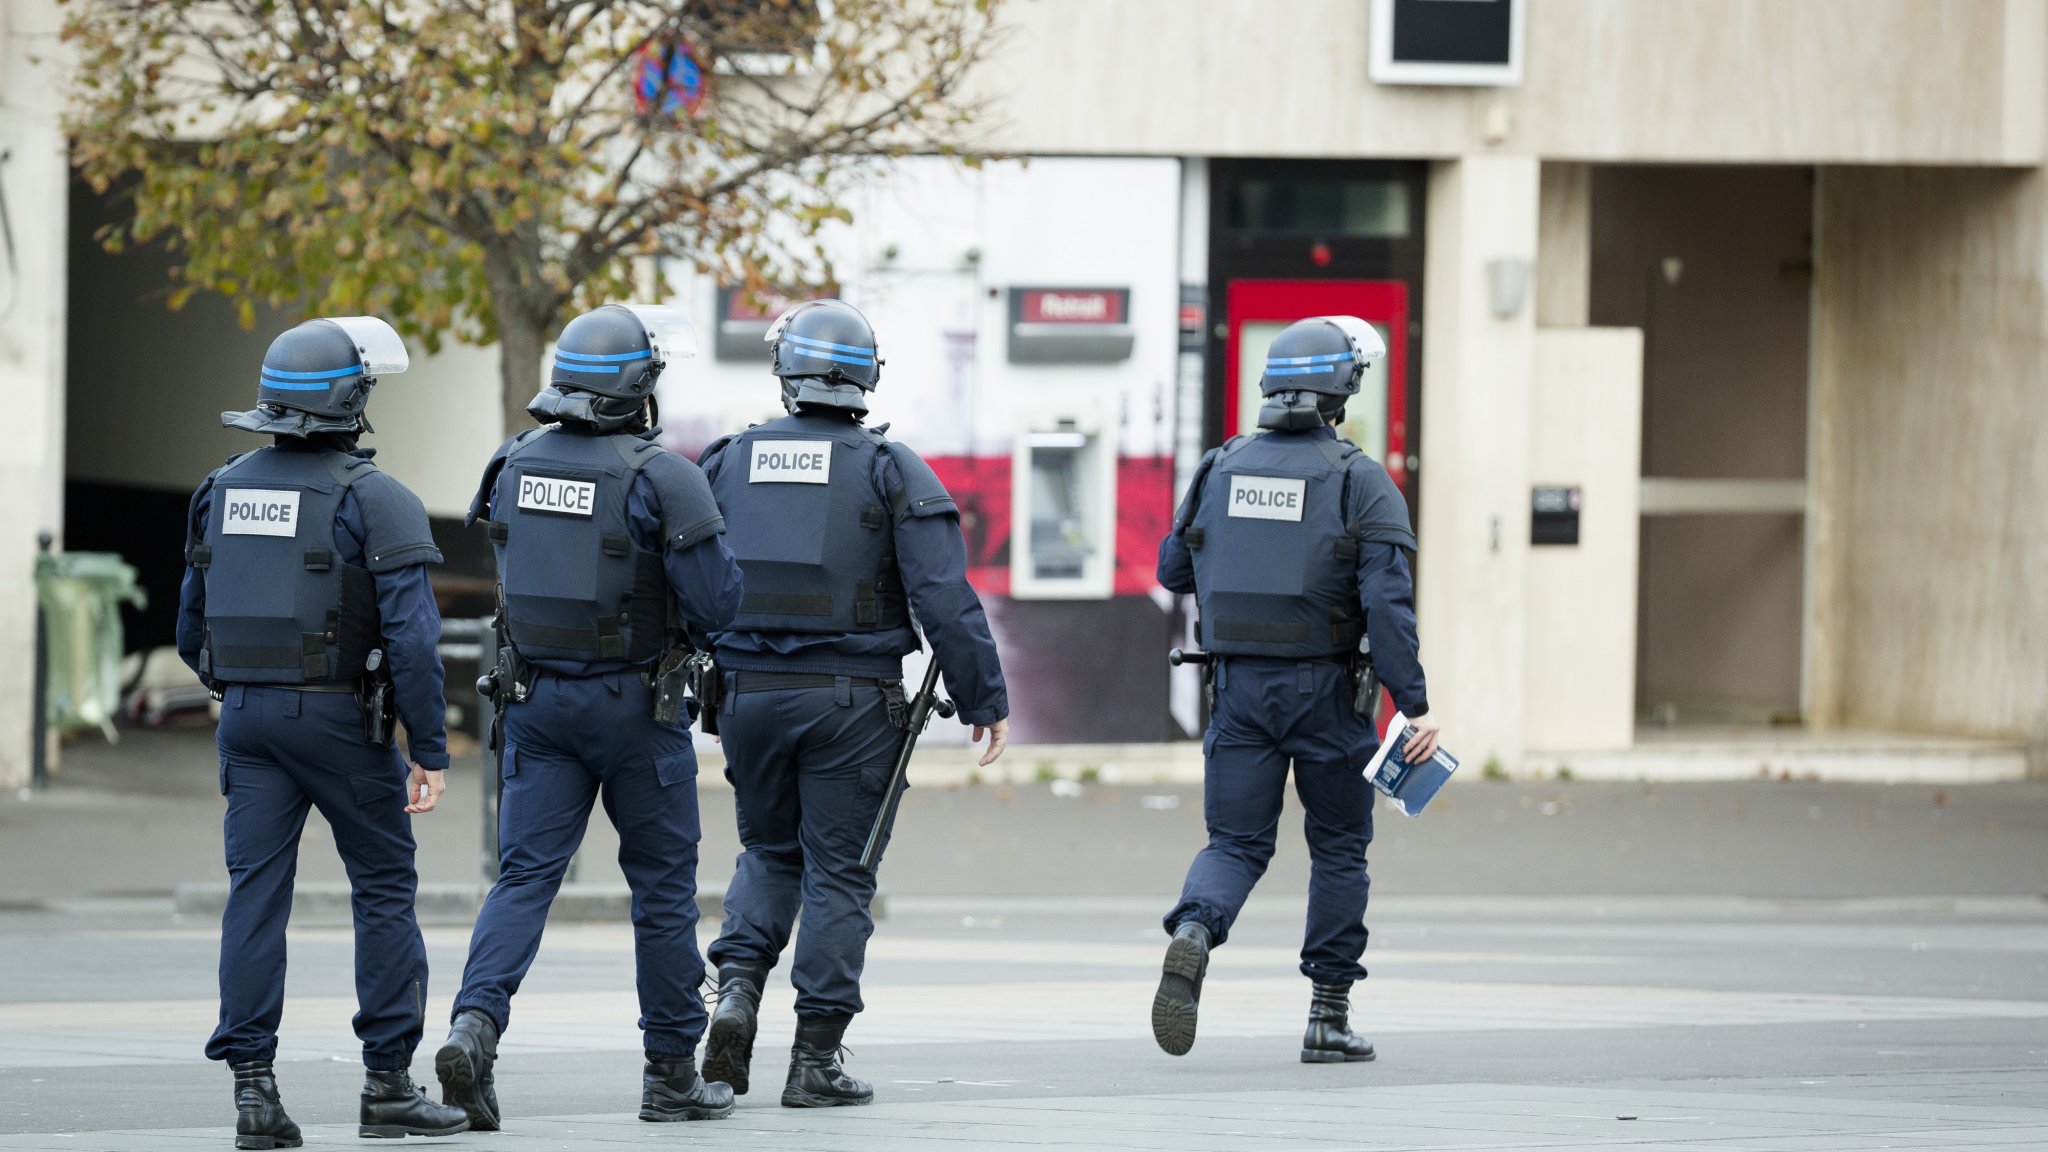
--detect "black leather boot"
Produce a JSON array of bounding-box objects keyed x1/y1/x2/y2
[
  {"x1": 230, "y1": 1060, "x2": 302, "y2": 1150},
  {"x1": 781, "y1": 1015, "x2": 872, "y2": 1107},
  {"x1": 703, "y1": 966, "x2": 766, "y2": 1095},
  {"x1": 433, "y1": 1009, "x2": 501, "y2": 1131},
  {"x1": 1300, "y1": 982, "x2": 1376, "y2": 1063},
  {"x1": 1151, "y1": 921, "x2": 1211, "y2": 1056},
  {"x1": 359, "y1": 1068, "x2": 470, "y2": 1139},
  {"x1": 640, "y1": 1055, "x2": 736, "y2": 1121}
]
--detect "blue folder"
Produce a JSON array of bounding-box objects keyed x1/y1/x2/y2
[{"x1": 1364, "y1": 713, "x2": 1460, "y2": 816}]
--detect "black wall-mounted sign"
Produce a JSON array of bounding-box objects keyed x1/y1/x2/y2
[
  {"x1": 1371, "y1": 0, "x2": 1523, "y2": 87},
  {"x1": 1531, "y1": 485, "x2": 1581, "y2": 546}
]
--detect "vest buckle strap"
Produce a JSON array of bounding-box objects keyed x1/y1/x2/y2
[
  {"x1": 299, "y1": 633, "x2": 330, "y2": 682},
  {"x1": 303, "y1": 548, "x2": 334, "y2": 572}
]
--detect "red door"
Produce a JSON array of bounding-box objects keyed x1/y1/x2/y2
[{"x1": 1224, "y1": 280, "x2": 1410, "y2": 492}]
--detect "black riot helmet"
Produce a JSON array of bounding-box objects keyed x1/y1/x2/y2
[
  {"x1": 223, "y1": 316, "x2": 409, "y2": 437},
  {"x1": 767, "y1": 299, "x2": 882, "y2": 415},
  {"x1": 528, "y1": 303, "x2": 696, "y2": 433},
  {"x1": 1255, "y1": 315, "x2": 1387, "y2": 432}
]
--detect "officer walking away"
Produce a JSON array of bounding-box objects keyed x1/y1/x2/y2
[
  {"x1": 178, "y1": 317, "x2": 469, "y2": 1147},
  {"x1": 434, "y1": 304, "x2": 743, "y2": 1128},
  {"x1": 697, "y1": 299, "x2": 1008, "y2": 1107},
  {"x1": 1151, "y1": 315, "x2": 1439, "y2": 1063}
]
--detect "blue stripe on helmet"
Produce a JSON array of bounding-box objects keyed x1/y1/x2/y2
[
  {"x1": 791, "y1": 347, "x2": 876, "y2": 368},
  {"x1": 1266, "y1": 352, "x2": 1355, "y2": 367},
  {"x1": 1264, "y1": 364, "x2": 1339, "y2": 376},
  {"x1": 554, "y1": 358, "x2": 623, "y2": 374},
  {"x1": 786, "y1": 333, "x2": 876, "y2": 359},
  {"x1": 261, "y1": 364, "x2": 364, "y2": 381},
  {"x1": 554, "y1": 348, "x2": 653, "y2": 364},
  {"x1": 260, "y1": 376, "x2": 344, "y2": 391}
]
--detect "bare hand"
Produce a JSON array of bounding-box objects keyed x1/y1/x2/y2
[
  {"x1": 973, "y1": 718, "x2": 1010, "y2": 768},
  {"x1": 1402, "y1": 715, "x2": 1441, "y2": 765},
  {"x1": 405, "y1": 765, "x2": 446, "y2": 814}
]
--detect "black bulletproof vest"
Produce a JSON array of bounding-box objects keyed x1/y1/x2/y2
[
  {"x1": 711, "y1": 413, "x2": 905, "y2": 635},
  {"x1": 1187, "y1": 433, "x2": 1363, "y2": 659},
  {"x1": 489, "y1": 428, "x2": 671, "y2": 664},
  {"x1": 196, "y1": 447, "x2": 379, "y2": 684}
]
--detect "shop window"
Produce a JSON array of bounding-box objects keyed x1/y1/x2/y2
[{"x1": 1227, "y1": 179, "x2": 1412, "y2": 239}]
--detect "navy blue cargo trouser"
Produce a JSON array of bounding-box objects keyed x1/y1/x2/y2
[
  {"x1": 707, "y1": 676, "x2": 906, "y2": 1021},
  {"x1": 207, "y1": 685, "x2": 428, "y2": 1070},
  {"x1": 453, "y1": 672, "x2": 707, "y2": 1059},
  {"x1": 1165, "y1": 656, "x2": 1377, "y2": 985}
]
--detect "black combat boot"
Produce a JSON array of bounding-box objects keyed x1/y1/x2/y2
[
  {"x1": 229, "y1": 1060, "x2": 302, "y2": 1150},
  {"x1": 1151, "y1": 921, "x2": 1211, "y2": 1056},
  {"x1": 433, "y1": 1009, "x2": 501, "y2": 1131},
  {"x1": 1300, "y1": 982, "x2": 1376, "y2": 1063},
  {"x1": 358, "y1": 1068, "x2": 470, "y2": 1139},
  {"x1": 703, "y1": 965, "x2": 766, "y2": 1095},
  {"x1": 640, "y1": 1054, "x2": 736, "y2": 1121},
  {"x1": 781, "y1": 1015, "x2": 873, "y2": 1107}
]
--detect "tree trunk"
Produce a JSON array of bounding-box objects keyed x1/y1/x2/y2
[
  {"x1": 484, "y1": 244, "x2": 557, "y2": 441},
  {"x1": 496, "y1": 306, "x2": 549, "y2": 441}
]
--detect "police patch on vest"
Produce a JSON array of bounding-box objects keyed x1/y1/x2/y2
[
  {"x1": 221, "y1": 489, "x2": 301, "y2": 537},
  {"x1": 518, "y1": 474, "x2": 597, "y2": 517},
  {"x1": 750, "y1": 440, "x2": 833, "y2": 484},
  {"x1": 1227, "y1": 475, "x2": 1307, "y2": 522}
]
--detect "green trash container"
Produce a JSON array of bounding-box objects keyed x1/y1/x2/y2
[{"x1": 35, "y1": 548, "x2": 147, "y2": 739}]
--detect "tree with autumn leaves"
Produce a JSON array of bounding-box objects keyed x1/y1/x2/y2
[{"x1": 61, "y1": 0, "x2": 1001, "y2": 433}]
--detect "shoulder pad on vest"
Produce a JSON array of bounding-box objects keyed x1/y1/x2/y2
[
  {"x1": 469, "y1": 429, "x2": 547, "y2": 527},
  {"x1": 698, "y1": 434, "x2": 738, "y2": 478},
  {"x1": 322, "y1": 450, "x2": 380, "y2": 487},
  {"x1": 1315, "y1": 437, "x2": 1362, "y2": 472},
  {"x1": 879, "y1": 440, "x2": 956, "y2": 519},
  {"x1": 351, "y1": 469, "x2": 443, "y2": 573},
  {"x1": 1174, "y1": 446, "x2": 1226, "y2": 533},
  {"x1": 1344, "y1": 453, "x2": 1417, "y2": 551},
  {"x1": 638, "y1": 449, "x2": 726, "y2": 550}
]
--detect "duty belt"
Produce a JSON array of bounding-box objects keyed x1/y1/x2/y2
[
  {"x1": 730, "y1": 671, "x2": 892, "y2": 694},
  {"x1": 230, "y1": 681, "x2": 359, "y2": 693}
]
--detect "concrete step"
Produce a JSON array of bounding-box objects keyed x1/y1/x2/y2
[{"x1": 1524, "y1": 728, "x2": 2030, "y2": 783}]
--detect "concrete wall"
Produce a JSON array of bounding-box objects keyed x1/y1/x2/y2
[
  {"x1": 63, "y1": 186, "x2": 504, "y2": 519},
  {"x1": 1811, "y1": 167, "x2": 2048, "y2": 764},
  {"x1": 1525, "y1": 328, "x2": 1643, "y2": 753},
  {"x1": 1418, "y1": 154, "x2": 1538, "y2": 771},
  {"x1": 1, "y1": 0, "x2": 71, "y2": 787},
  {"x1": 981, "y1": 0, "x2": 2045, "y2": 165},
  {"x1": 1589, "y1": 166, "x2": 1814, "y2": 721}
]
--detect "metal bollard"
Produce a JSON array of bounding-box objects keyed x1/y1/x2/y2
[
  {"x1": 435, "y1": 618, "x2": 500, "y2": 885},
  {"x1": 29, "y1": 533, "x2": 51, "y2": 791}
]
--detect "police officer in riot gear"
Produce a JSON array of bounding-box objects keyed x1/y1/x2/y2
[
  {"x1": 177, "y1": 317, "x2": 470, "y2": 1147},
  {"x1": 697, "y1": 299, "x2": 1008, "y2": 1107},
  {"x1": 1151, "y1": 315, "x2": 1439, "y2": 1062},
  {"x1": 435, "y1": 304, "x2": 743, "y2": 1127}
]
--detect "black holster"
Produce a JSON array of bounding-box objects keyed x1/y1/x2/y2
[
  {"x1": 651, "y1": 646, "x2": 691, "y2": 728},
  {"x1": 1349, "y1": 654, "x2": 1381, "y2": 718},
  {"x1": 358, "y1": 673, "x2": 396, "y2": 746},
  {"x1": 686, "y1": 649, "x2": 721, "y2": 736}
]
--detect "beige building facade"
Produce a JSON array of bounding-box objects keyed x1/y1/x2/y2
[{"x1": 1, "y1": 0, "x2": 2044, "y2": 784}]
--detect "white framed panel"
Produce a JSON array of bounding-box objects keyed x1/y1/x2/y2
[{"x1": 1369, "y1": 0, "x2": 1525, "y2": 88}]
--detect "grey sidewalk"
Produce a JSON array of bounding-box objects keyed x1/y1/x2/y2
[
  {"x1": 4, "y1": 726, "x2": 2047, "y2": 1150},
  {"x1": 7, "y1": 725, "x2": 2047, "y2": 908}
]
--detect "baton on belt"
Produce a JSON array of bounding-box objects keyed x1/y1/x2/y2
[{"x1": 859, "y1": 658, "x2": 955, "y2": 872}]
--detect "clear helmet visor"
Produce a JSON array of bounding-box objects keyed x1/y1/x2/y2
[
  {"x1": 319, "y1": 316, "x2": 410, "y2": 377},
  {"x1": 612, "y1": 304, "x2": 698, "y2": 362},
  {"x1": 1314, "y1": 315, "x2": 1387, "y2": 364}
]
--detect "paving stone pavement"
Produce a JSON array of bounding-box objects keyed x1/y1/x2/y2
[{"x1": 3, "y1": 735, "x2": 2045, "y2": 1149}]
